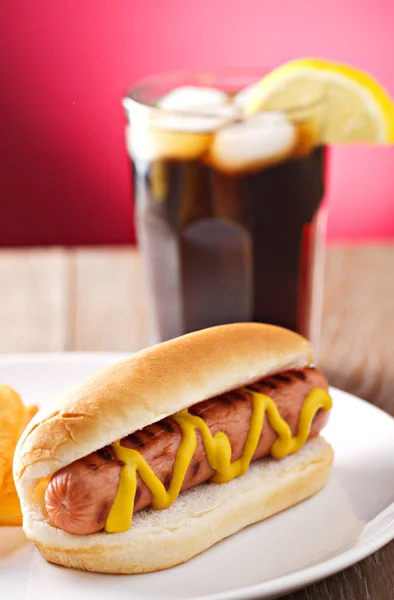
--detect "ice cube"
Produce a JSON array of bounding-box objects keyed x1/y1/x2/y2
[
  {"x1": 152, "y1": 101, "x2": 238, "y2": 132},
  {"x1": 127, "y1": 120, "x2": 214, "y2": 162},
  {"x1": 128, "y1": 101, "x2": 240, "y2": 161},
  {"x1": 208, "y1": 112, "x2": 296, "y2": 173},
  {"x1": 156, "y1": 86, "x2": 240, "y2": 133},
  {"x1": 158, "y1": 86, "x2": 230, "y2": 111}
]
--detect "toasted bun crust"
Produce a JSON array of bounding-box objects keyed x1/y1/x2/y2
[
  {"x1": 23, "y1": 438, "x2": 333, "y2": 574},
  {"x1": 14, "y1": 323, "x2": 314, "y2": 499}
]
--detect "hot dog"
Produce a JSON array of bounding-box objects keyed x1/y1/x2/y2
[
  {"x1": 13, "y1": 323, "x2": 334, "y2": 574},
  {"x1": 45, "y1": 367, "x2": 329, "y2": 535}
]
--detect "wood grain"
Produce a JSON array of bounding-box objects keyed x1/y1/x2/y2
[
  {"x1": 0, "y1": 244, "x2": 393, "y2": 599},
  {"x1": 287, "y1": 549, "x2": 394, "y2": 600},
  {"x1": 70, "y1": 247, "x2": 149, "y2": 352},
  {"x1": 320, "y1": 246, "x2": 394, "y2": 415},
  {"x1": 0, "y1": 248, "x2": 69, "y2": 353}
]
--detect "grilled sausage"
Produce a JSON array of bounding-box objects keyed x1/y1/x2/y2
[{"x1": 45, "y1": 368, "x2": 329, "y2": 535}]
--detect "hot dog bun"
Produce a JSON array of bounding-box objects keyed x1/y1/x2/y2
[
  {"x1": 21, "y1": 437, "x2": 332, "y2": 574},
  {"x1": 13, "y1": 323, "x2": 332, "y2": 574}
]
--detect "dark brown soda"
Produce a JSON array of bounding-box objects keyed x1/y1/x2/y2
[{"x1": 133, "y1": 146, "x2": 326, "y2": 342}]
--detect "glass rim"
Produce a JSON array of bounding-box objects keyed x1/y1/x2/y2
[{"x1": 124, "y1": 67, "x2": 327, "y2": 117}]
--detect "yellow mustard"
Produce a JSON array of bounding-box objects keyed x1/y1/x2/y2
[{"x1": 105, "y1": 386, "x2": 332, "y2": 533}]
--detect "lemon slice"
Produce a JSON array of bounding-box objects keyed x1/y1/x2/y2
[{"x1": 245, "y1": 58, "x2": 394, "y2": 144}]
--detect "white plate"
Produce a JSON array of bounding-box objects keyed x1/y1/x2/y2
[{"x1": 1, "y1": 353, "x2": 394, "y2": 600}]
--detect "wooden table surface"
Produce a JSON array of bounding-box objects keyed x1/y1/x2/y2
[{"x1": 1, "y1": 244, "x2": 393, "y2": 599}]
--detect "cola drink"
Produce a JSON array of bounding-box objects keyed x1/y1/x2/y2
[{"x1": 124, "y1": 73, "x2": 327, "y2": 347}]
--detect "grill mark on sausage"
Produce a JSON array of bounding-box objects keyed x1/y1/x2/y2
[
  {"x1": 96, "y1": 448, "x2": 113, "y2": 462},
  {"x1": 164, "y1": 473, "x2": 172, "y2": 490},
  {"x1": 246, "y1": 385, "x2": 260, "y2": 393},
  {"x1": 192, "y1": 461, "x2": 200, "y2": 477},
  {"x1": 219, "y1": 396, "x2": 233, "y2": 405},
  {"x1": 128, "y1": 433, "x2": 144, "y2": 448},
  {"x1": 230, "y1": 391, "x2": 246, "y2": 400},
  {"x1": 134, "y1": 488, "x2": 141, "y2": 505},
  {"x1": 144, "y1": 427, "x2": 156, "y2": 439},
  {"x1": 292, "y1": 370, "x2": 307, "y2": 381},
  {"x1": 249, "y1": 380, "x2": 277, "y2": 392},
  {"x1": 259, "y1": 380, "x2": 277, "y2": 389},
  {"x1": 272, "y1": 374, "x2": 291, "y2": 383},
  {"x1": 161, "y1": 419, "x2": 175, "y2": 433}
]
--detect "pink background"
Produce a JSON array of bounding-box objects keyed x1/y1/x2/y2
[{"x1": 1, "y1": 0, "x2": 394, "y2": 246}]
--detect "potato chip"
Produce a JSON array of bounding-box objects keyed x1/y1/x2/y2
[
  {"x1": 0, "y1": 386, "x2": 25, "y2": 492},
  {"x1": 0, "y1": 469, "x2": 23, "y2": 526},
  {"x1": 0, "y1": 402, "x2": 39, "y2": 526},
  {"x1": 20, "y1": 405, "x2": 38, "y2": 434}
]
